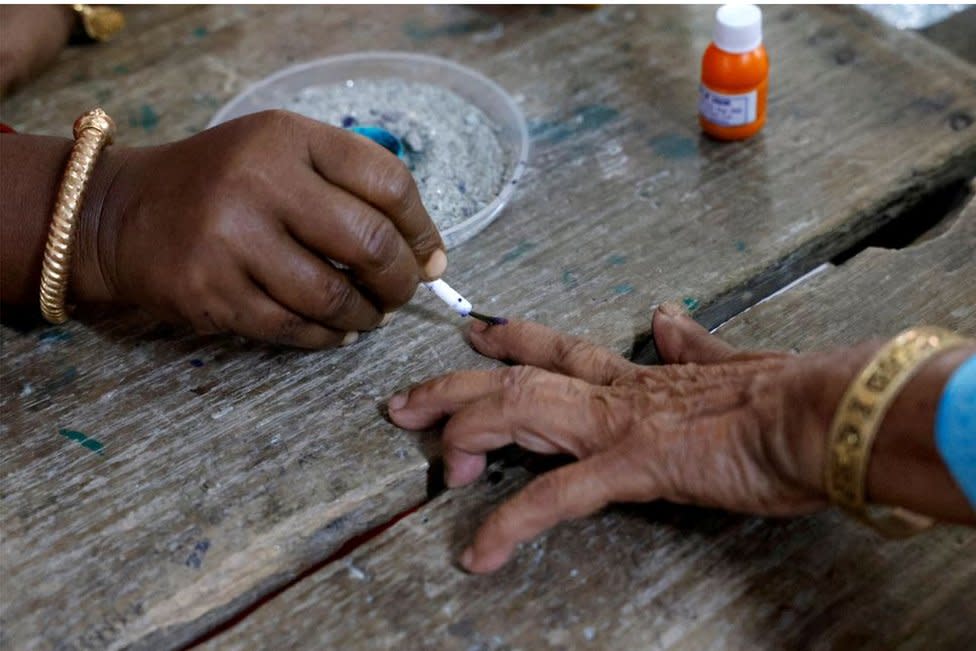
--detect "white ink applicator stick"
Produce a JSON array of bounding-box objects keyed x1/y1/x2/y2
[
  {"x1": 344, "y1": 125, "x2": 507, "y2": 326},
  {"x1": 423, "y1": 279, "x2": 508, "y2": 326}
]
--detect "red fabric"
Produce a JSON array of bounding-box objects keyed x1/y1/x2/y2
[{"x1": 0, "y1": 123, "x2": 15, "y2": 134}]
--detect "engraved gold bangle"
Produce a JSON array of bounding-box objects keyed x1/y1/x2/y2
[
  {"x1": 825, "y1": 326, "x2": 973, "y2": 537},
  {"x1": 39, "y1": 108, "x2": 116, "y2": 324}
]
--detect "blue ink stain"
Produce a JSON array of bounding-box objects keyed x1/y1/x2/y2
[
  {"x1": 683, "y1": 297, "x2": 700, "y2": 311},
  {"x1": 576, "y1": 105, "x2": 620, "y2": 130},
  {"x1": 528, "y1": 121, "x2": 569, "y2": 144},
  {"x1": 39, "y1": 329, "x2": 72, "y2": 343},
  {"x1": 648, "y1": 133, "x2": 697, "y2": 159},
  {"x1": 81, "y1": 439, "x2": 104, "y2": 454},
  {"x1": 186, "y1": 539, "x2": 211, "y2": 569},
  {"x1": 457, "y1": 180, "x2": 467, "y2": 194},
  {"x1": 192, "y1": 26, "x2": 209, "y2": 39},
  {"x1": 59, "y1": 429, "x2": 105, "y2": 456},
  {"x1": 341, "y1": 115, "x2": 358, "y2": 128},
  {"x1": 61, "y1": 429, "x2": 86, "y2": 443},
  {"x1": 189, "y1": 359, "x2": 205, "y2": 368},
  {"x1": 112, "y1": 64, "x2": 130, "y2": 75},
  {"x1": 403, "y1": 18, "x2": 495, "y2": 40},
  {"x1": 735, "y1": 240, "x2": 747, "y2": 252},
  {"x1": 607, "y1": 254, "x2": 627, "y2": 266},
  {"x1": 612, "y1": 283, "x2": 635, "y2": 296},
  {"x1": 562, "y1": 269, "x2": 579, "y2": 290},
  {"x1": 529, "y1": 105, "x2": 620, "y2": 145},
  {"x1": 500, "y1": 241, "x2": 537, "y2": 264},
  {"x1": 129, "y1": 105, "x2": 159, "y2": 132}
]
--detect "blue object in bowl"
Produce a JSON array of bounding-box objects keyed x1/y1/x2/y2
[{"x1": 348, "y1": 125, "x2": 405, "y2": 160}]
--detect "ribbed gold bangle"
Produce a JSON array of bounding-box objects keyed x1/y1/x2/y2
[
  {"x1": 825, "y1": 326, "x2": 973, "y2": 537},
  {"x1": 39, "y1": 108, "x2": 116, "y2": 324}
]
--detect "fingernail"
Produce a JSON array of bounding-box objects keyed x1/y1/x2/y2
[
  {"x1": 469, "y1": 320, "x2": 488, "y2": 334},
  {"x1": 459, "y1": 547, "x2": 474, "y2": 570},
  {"x1": 340, "y1": 331, "x2": 359, "y2": 347},
  {"x1": 424, "y1": 249, "x2": 448, "y2": 280},
  {"x1": 658, "y1": 301, "x2": 687, "y2": 318},
  {"x1": 380, "y1": 312, "x2": 395, "y2": 327},
  {"x1": 387, "y1": 392, "x2": 408, "y2": 411}
]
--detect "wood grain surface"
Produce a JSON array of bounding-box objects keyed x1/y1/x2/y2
[{"x1": 2, "y1": 5, "x2": 974, "y2": 650}]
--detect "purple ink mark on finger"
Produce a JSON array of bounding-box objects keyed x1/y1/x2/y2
[{"x1": 469, "y1": 311, "x2": 508, "y2": 326}]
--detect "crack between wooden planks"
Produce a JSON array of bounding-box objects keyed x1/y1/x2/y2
[
  {"x1": 107, "y1": 463, "x2": 425, "y2": 651},
  {"x1": 178, "y1": 459, "x2": 445, "y2": 651},
  {"x1": 179, "y1": 499, "x2": 430, "y2": 651},
  {"x1": 631, "y1": 154, "x2": 976, "y2": 364}
]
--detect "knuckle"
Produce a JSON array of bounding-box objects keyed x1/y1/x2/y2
[
  {"x1": 358, "y1": 217, "x2": 401, "y2": 272},
  {"x1": 500, "y1": 366, "x2": 539, "y2": 403},
  {"x1": 253, "y1": 108, "x2": 297, "y2": 132},
  {"x1": 527, "y1": 472, "x2": 566, "y2": 512},
  {"x1": 662, "y1": 363, "x2": 703, "y2": 384},
  {"x1": 590, "y1": 391, "x2": 632, "y2": 436},
  {"x1": 373, "y1": 162, "x2": 417, "y2": 213},
  {"x1": 558, "y1": 337, "x2": 602, "y2": 370},
  {"x1": 269, "y1": 313, "x2": 307, "y2": 346},
  {"x1": 213, "y1": 115, "x2": 296, "y2": 185},
  {"x1": 317, "y1": 274, "x2": 356, "y2": 319},
  {"x1": 610, "y1": 367, "x2": 641, "y2": 388},
  {"x1": 204, "y1": 212, "x2": 244, "y2": 253}
]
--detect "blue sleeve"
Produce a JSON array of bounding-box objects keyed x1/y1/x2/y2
[{"x1": 935, "y1": 353, "x2": 976, "y2": 508}]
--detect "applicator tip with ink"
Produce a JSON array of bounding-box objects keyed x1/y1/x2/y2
[{"x1": 423, "y1": 279, "x2": 506, "y2": 326}]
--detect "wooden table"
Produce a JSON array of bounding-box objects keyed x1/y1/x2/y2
[{"x1": 2, "y1": 6, "x2": 974, "y2": 650}]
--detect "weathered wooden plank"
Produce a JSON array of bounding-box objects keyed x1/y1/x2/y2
[
  {"x1": 202, "y1": 200, "x2": 976, "y2": 651},
  {"x1": 2, "y1": 5, "x2": 976, "y2": 650}
]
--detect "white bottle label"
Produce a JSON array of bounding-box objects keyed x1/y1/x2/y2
[{"x1": 699, "y1": 85, "x2": 757, "y2": 127}]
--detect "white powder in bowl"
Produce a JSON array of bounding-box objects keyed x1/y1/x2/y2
[{"x1": 285, "y1": 78, "x2": 508, "y2": 232}]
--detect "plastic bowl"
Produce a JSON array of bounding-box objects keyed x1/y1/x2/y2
[{"x1": 209, "y1": 52, "x2": 529, "y2": 249}]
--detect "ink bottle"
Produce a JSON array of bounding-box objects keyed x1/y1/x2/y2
[{"x1": 699, "y1": 4, "x2": 768, "y2": 141}]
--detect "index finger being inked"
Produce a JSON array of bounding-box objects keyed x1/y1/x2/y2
[
  {"x1": 307, "y1": 125, "x2": 446, "y2": 279},
  {"x1": 467, "y1": 320, "x2": 635, "y2": 385}
]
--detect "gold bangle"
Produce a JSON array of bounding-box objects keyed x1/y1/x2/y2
[
  {"x1": 825, "y1": 326, "x2": 973, "y2": 537},
  {"x1": 39, "y1": 108, "x2": 116, "y2": 324},
  {"x1": 72, "y1": 5, "x2": 126, "y2": 43}
]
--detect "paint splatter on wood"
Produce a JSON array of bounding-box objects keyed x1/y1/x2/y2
[{"x1": 59, "y1": 429, "x2": 105, "y2": 456}]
